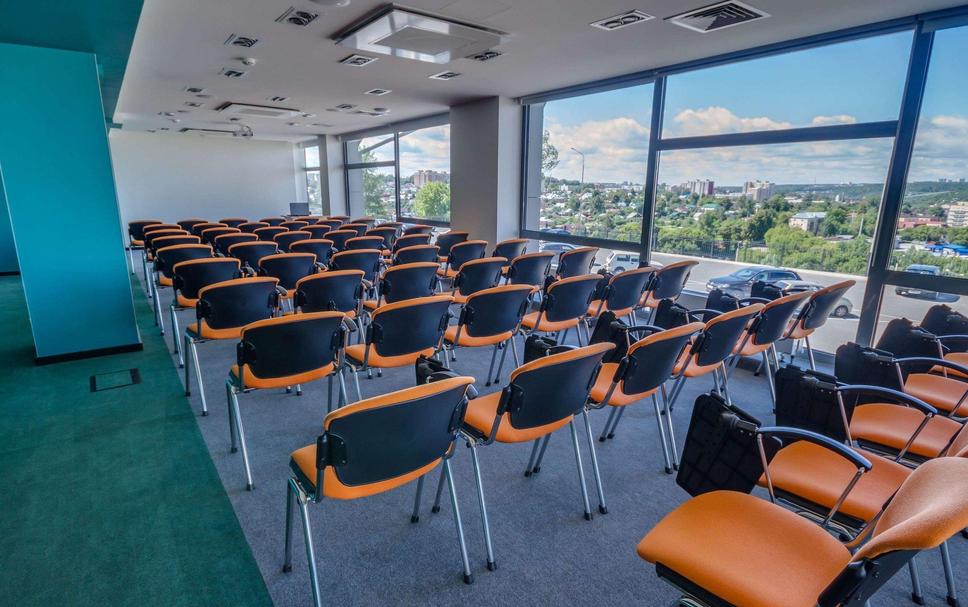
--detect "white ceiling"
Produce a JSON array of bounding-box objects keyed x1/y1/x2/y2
[{"x1": 115, "y1": 0, "x2": 965, "y2": 142}]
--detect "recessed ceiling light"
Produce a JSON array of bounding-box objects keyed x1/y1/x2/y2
[
  {"x1": 219, "y1": 67, "x2": 247, "y2": 78},
  {"x1": 184, "y1": 101, "x2": 203, "y2": 108},
  {"x1": 184, "y1": 86, "x2": 206, "y2": 94},
  {"x1": 287, "y1": 122, "x2": 301, "y2": 126},
  {"x1": 467, "y1": 50, "x2": 502, "y2": 62},
  {"x1": 224, "y1": 34, "x2": 260, "y2": 47},
  {"x1": 311, "y1": 122, "x2": 335, "y2": 127},
  {"x1": 339, "y1": 54, "x2": 378, "y2": 67},
  {"x1": 364, "y1": 88, "x2": 392, "y2": 96},
  {"x1": 429, "y1": 71, "x2": 461, "y2": 80},
  {"x1": 276, "y1": 7, "x2": 318, "y2": 27},
  {"x1": 267, "y1": 96, "x2": 289, "y2": 103},
  {"x1": 371, "y1": 107, "x2": 389, "y2": 114},
  {"x1": 158, "y1": 111, "x2": 176, "y2": 117},
  {"x1": 591, "y1": 10, "x2": 655, "y2": 31},
  {"x1": 195, "y1": 93, "x2": 214, "y2": 99},
  {"x1": 309, "y1": 0, "x2": 351, "y2": 7},
  {"x1": 334, "y1": 103, "x2": 356, "y2": 111}
]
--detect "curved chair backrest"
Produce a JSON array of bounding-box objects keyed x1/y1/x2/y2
[
  {"x1": 330, "y1": 249, "x2": 382, "y2": 283},
  {"x1": 144, "y1": 223, "x2": 182, "y2": 235},
  {"x1": 128, "y1": 220, "x2": 161, "y2": 242},
  {"x1": 155, "y1": 244, "x2": 213, "y2": 279},
  {"x1": 259, "y1": 253, "x2": 317, "y2": 290},
  {"x1": 351, "y1": 216, "x2": 377, "y2": 227},
  {"x1": 557, "y1": 247, "x2": 598, "y2": 279},
  {"x1": 461, "y1": 285, "x2": 533, "y2": 338},
  {"x1": 507, "y1": 252, "x2": 554, "y2": 288},
  {"x1": 294, "y1": 216, "x2": 321, "y2": 225},
  {"x1": 191, "y1": 222, "x2": 227, "y2": 237},
  {"x1": 341, "y1": 223, "x2": 369, "y2": 237},
  {"x1": 691, "y1": 304, "x2": 764, "y2": 368},
  {"x1": 542, "y1": 274, "x2": 601, "y2": 323},
  {"x1": 601, "y1": 267, "x2": 656, "y2": 315},
  {"x1": 647, "y1": 260, "x2": 699, "y2": 303},
  {"x1": 304, "y1": 225, "x2": 333, "y2": 239},
  {"x1": 228, "y1": 241, "x2": 279, "y2": 271},
  {"x1": 280, "y1": 221, "x2": 310, "y2": 231},
  {"x1": 447, "y1": 240, "x2": 487, "y2": 270},
  {"x1": 316, "y1": 377, "x2": 473, "y2": 490},
  {"x1": 454, "y1": 257, "x2": 506, "y2": 298},
  {"x1": 326, "y1": 215, "x2": 350, "y2": 223},
  {"x1": 172, "y1": 258, "x2": 242, "y2": 300},
  {"x1": 295, "y1": 270, "x2": 364, "y2": 314},
  {"x1": 749, "y1": 290, "x2": 812, "y2": 346},
  {"x1": 378, "y1": 221, "x2": 403, "y2": 232},
  {"x1": 366, "y1": 226, "x2": 398, "y2": 249},
  {"x1": 238, "y1": 312, "x2": 345, "y2": 381},
  {"x1": 219, "y1": 218, "x2": 248, "y2": 228},
  {"x1": 201, "y1": 226, "x2": 240, "y2": 246},
  {"x1": 368, "y1": 296, "x2": 453, "y2": 358},
  {"x1": 151, "y1": 234, "x2": 200, "y2": 253},
  {"x1": 260, "y1": 216, "x2": 286, "y2": 226},
  {"x1": 145, "y1": 229, "x2": 189, "y2": 252},
  {"x1": 324, "y1": 229, "x2": 356, "y2": 251},
  {"x1": 621, "y1": 324, "x2": 703, "y2": 396},
  {"x1": 393, "y1": 233, "x2": 432, "y2": 252},
  {"x1": 346, "y1": 236, "x2": 385, "y2": 251},
  {"x1": 291, "y1": 239, "x2": 334, "y2": 266},
  {"x1": 274, "y1": 230, "x2": 312, "y2": 253},
  {"x1": 255, "y1": 226, "x2": 288, "y2": 242},
  {"x1": 196, "y1": 277, "x2": 279, "y2": 332},
  {"x1": 493, "y1": 239, "x2": 528, "y2": 261},
  {"x1": 504, "y1": 343, "x2": 613, "y2": 431},
  {"x1": 176, "y1": 219, "x2": 207, "y2": 232},
  {"x1": 403, "y1": 224, "x2": 434, "y2": 236},
  {"x1": 436, "y1": 231, "x2": 469, "y2": 258},
  {"x1": 214, "y1": 233, "x2": 258, "y2": 256},
  {"x1": 797, "y1": 279, "x2": 856, "y2": 334},
  {"x1": 393, "y1": 244, "x2": 440, "y2": 266},
  {"x1": 238, "y1": 221, "x2": 269, "y2": 233},
  {"x1": 380, "y1": 263, "x2": 439, "y2": 304},
  {"x1": 317, "y1": 219, "x2": 343, "y2": 231}
]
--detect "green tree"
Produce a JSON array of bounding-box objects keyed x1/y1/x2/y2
[
  {"x1": 541, "y1": 130, "x2": 559, "y2": 182},
  {"x1": 413, "y1": 181, "x2": 450, "y2": 219}
]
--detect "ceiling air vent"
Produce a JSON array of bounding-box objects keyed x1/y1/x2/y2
[
  {"x1": 364, "y1": 88, "x2": 392, "y2": 96},
  {"x1": 334, "y1": 103, "x2": 356, "y2": 111},
  {"x1": 216, "y1": 102, "x2": 303, "y2": 119},
  {"x1": 339, "y1": 54, "x2": 378, "y2": 67},
  {"x1": 225, "y1": 34, "x2": 259, "y2": 47},
  {"x1": 267, "y1": 95, "x2": 289, "y2": 102},
  {"x1": 219, "y1": 67, "x2": 247, "y2": 78},
  {"x1": 591, "y1": 10, "x2": 655, "y2": 31},
  {"x1": 184, "y1": 101, "x2": 203, "y2": 108},
  {"x1": 429, "y1": 71, "x2": 460, "y2": 81},
  {"x1": 353, "y1": 110, "x2": 384, "y2": 117},
  {"x1": 312, "y1": 123, "x2": 334, "y2": 128},
  {"x1": 467, "y1": 50, "x2": 502, "y2": 62},
  {"x1": 276, "y1": 7, "x2": 318, "y2": 27},
  {"x1": 179, "y1": 127, "x2": 237, "y2": 137},
  {"x1": 667, "y1": 1, "x2": 769, "y2": 33},
  {"x1": 184, "y1": 86, "x2": 206, "y2": 94}
]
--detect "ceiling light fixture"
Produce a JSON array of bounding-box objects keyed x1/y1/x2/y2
[
  {"x1": 339, "y1": 54, "x2": 378, "y2": 67},
  {"x1": 276, "y1": 7, "x2": 319, "y2": 27},
  {"x1": 309, "y1": 0, "x2": 351, "y2": 6},
  {"x1": 364, "y1": 88, "x2": 391, "y2": 96},
  {"x1": 590, "y1": 10, "x2": 655, "y2": 31},
  {"x1": 428, "y1": 71, "x2": 461, "y2": 80}
]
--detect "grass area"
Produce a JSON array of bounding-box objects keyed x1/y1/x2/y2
[{"x1": 0, "y1": 275, "x2": 272, "y2": 606}]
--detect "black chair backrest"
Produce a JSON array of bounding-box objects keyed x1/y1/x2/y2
[
  {"x1": 346, "y1": 236, "x2": 385, "y2": 251},
  {"x1": 461, "y1": 285, "x2": 532, "y2": 338},
  {"x1": 380, "y1": 263, "x2": 439, "y2": 304},
  {"x1": 369, "y1": 296, "x2": 452, "y2": 358},
  {"x1": 604, "y1": 268, "x2": 655, "y2": 312},
  {"x1": 129, "y1": 220, "x2": 161, "y2": 241},
  {"x1": 447, "y1": 240, "x2": 487, "y2": 270},
  {"x1": 172, "y1": 258, "x2": 241, "y2": 300},
  {"x1": 176, "y1": 219, "x2": 207, "y2": 232},
  {"x1": 505, "y1": 343, "x2": 612, "y2": 430},
  {"x1": 921, "y1": 304, "x2": 968, "y2": 337},
  {"x1": 403, "y1": 224, "x2": 434, "y2": 236},
  {"x1": 507, "y1": 252, "x2": 554, "y2": 287},
  {"x1": 238, "y1": 221, "x2": 269, "y2": 233},
  {"x1": 622, "y1": 324, "x2": 701, "y2": 395},
  {"x1": 155, "y1": 244, "x2": 212, "y2": 278},
  {"x1": 650, "y1": 260, "x2": 699, "y2": 301},
  {"x1": 493, "y1": 239, "x2": 528, "y2": 261},
  {"x1": 219, "y1": 218, "x2": 248, "y2": 228},
  {"x1": 393, "y1": 244, "x2": 439, "y2": 265},
  {"x1": 331, "y1": 249, "x2": 382, "y2": 283},
  {"x1": 304, "y1": 225, "x2": 332, "y2": 239},
  {"x1": 214, "y1": 233, "x2": 257, "y2": 256},
  {"x1": 317, "y1": 219, "x2": 343, "y2": 231},
  {"x1": 150, "y1": 235, "x2": 200, "y2": 253},
  {"x1": 201, "y1": 227, "x2": 239, "y2": 246},
  {"x1": 366, "y1": 227, "x2": 398, "y2": 249},
  {"x1": 295, "y1": 270, "x2": 364, "y2": 314},
  {"x1": 228, "y1": 242, "x2": 278, "y2": 272},
  {"x1": 255, "y1": 226, "x2": 288, "y2": 242},
  {"x1": 191, "y1": 222, "x2": 227, "y2": 237},
  {"x1": 393, "y1": 233, "x2": 432, "y2": 252},
  {"x1": 325, "y1": 229, "x2": 356, "y2": 251},
  {"x1": 454, "y1": 257, "x2": 506, "y2": 298},
  {"x1": 341, "y1": 223, "x2": 368, "y2": 237},
  {"x1": 351, "y1": 217, "x2": 377, "y2": 226},
  {"x1": 557, "y1": 247, "x2": 598, "y2": 279},
  {"x1": 144, "y1": 223, "x2": 181, "y2": 235},
  {"x1": 259, "y1": 253, "x2": 317, "y2": 290},
  {"x1": 693, "y1": 305, "x2": 763, "y2": 367},
  {"x1": 291, "y1": 239, "x2": 334, "y2": 266},
  {"x1": 800, "y1": 280, "x2": 855, "y2": 332},
  {"x1": 144, "y1": 229, "x2": 188, "y2": 252},
  {"x1": 197, "y1": 277, "x2": 278, "y2": 330},
  {"x1": 239, "y1": 312, "x2": 344, "y2": 379},
  {"x1": 280, "y1": 221, "x2": 309, "y2": 231},
  {"x1": 260, "y1": 217, "x2": 286, "y2": 226},
  {"x1": 322, "y1": 377, "x2": 472, "y2": 487},
  {"x1": 274, "y1": 230, "x2": 312, "y2": 252},
  {"x1": 436, "y1": 231, "x2": 469, "y2": 257},
  {"x1": 543, "y1": 275, "x2": 600, "y2": 323},
  {"x1": 750, "y1": 291, "x2": 812, "y2": 346}
]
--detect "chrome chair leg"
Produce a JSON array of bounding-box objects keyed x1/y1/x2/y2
[
  {"x1": 606, "y1": 407, "x2": 625, "y2": 440},
  {"x1": 296, "y1": 484, "x2": 322, "y2": 607},
  {"x1": 183, "y1": 335, "x2": 192, "y2": 396},
  {"x1": 568, "y1": 420, "x2": 593, "y2": 520},
  {"x1": 352, "y1": 366, "x2": 363, "y2": 402},
  {"x1": 532, "y1": 434, "x2": 551, "y2": 474},
  {"x1": 469, "y1": 442, "x2": 496, "y2": 571},
  {"x1": 411, "y1": 475, "x2": 424, "y2": 523},
  {"x1": 560, "y1": 327, "x2": 571, "y2": 345},
  {"x1": 485, "y1": 345, "x2": 499, "y2": 387},
  {"x1": 283, "y1": 480, "x2": 296, "y2": 573},
  {"x1": 128, "y1": 246, "x2": 136, "y2": 275},
  {"x1": 431, "y1": 463, "x2": 447, "y2": 514},
  {"x1": 524, "y1": 439, "x2": 541, "y2": 476},
  {"x1": 599, "y1": 408, "x2": 618, "y2": 442},
  {"x1": 510, "y1": 336, "x2": 520, "y2": 367},
  {"x1": 908, "y1": 557, "x2": 924, "y2": 605},
  {"x1": 805, "y1": 335, "x2": 817, "y2": 370},
  {"x1": 492, "y1": 340, "x2": 510, "y2": 386},
  {"x1": 582, "y1": 410, "x2": 608, "y2": 515},
  {"x1": 763, "y1": 351, "x2": 777, "y2": 410},
  {"x1": 226, "y1": 381, "x2": 238, "y2": 453},
  {"x1": 444, "y1": 459, "x2": 474, "y2": 584},
  {"x1": 190, "y1": 339, "x2": 208, "y2": 415},
  {"x1": 171, "y1": 304, "x2": 183, "y2": 367},
  {"x1": 230, "y1": 387, "x2": 253, "y2": 490},
  {"x1": 652, "y1": 394, "x2": 674, "y2": 474},
  {"x1": 941, "y1": 541, "x2": 960, "y2": 607}
]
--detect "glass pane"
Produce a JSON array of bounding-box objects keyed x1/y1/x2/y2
[
  {"x1": 654, "y1": 138, "x2": 894, "y2": 353},
  {"x1": 662, "y1": 32, "x2": 911, "y2": 137},
  {"x1": 345, "y1": 134, "x2": 395, "y2": 164},
  {"x1": 524, "y1": 82, "x2": 654, "y2": 243},
  {"x1": 306, "y1": 170, "x2": 321, "y2": 213},
  {"x1": 303, "y1": 145, "x2": 320, "y2": 169},
  {"x1": 875, "y1": 284, "x2": 968, "y2": 344},
  {"x1": 347, "y1": 166, "x2": 395, "y2": 221},
  {"x1": 399, "y1": 124, "x2": 451, "y2": 221},
  {"x1": 892, "y1": 25, "x2": 968, "y2": 278}
]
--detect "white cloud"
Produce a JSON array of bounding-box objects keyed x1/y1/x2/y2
[
  {"x1": 811, "y1": 114, "x2": 858, "y2": 126},
  {"x1": 907, "y1": 114, "x2": 968, "y2": 181},
  {"x1": 546, "y1": 116, "x2": 650, "y2": 183},
  {"x1": 398, "y1": 125, "x2": 450, "y2": 174},
  {"x1": 669, "y1": 106, "x2": 792, "y2": 136}
]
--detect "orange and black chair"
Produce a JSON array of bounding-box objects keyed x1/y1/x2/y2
[
  {"x1": 183, "y1": 277, "x2": 279, "y2": 416},
  {"x1": 214, "y1": 232, "x2": 257, "y2": 257},
  {"x1": 281, "y1": 220, "x2": 310, "y2": 231},
  {"x1": 323, "y1": 229, "x2": 356, "y2": 252},
  {"x1": 587, "y1": 323, "x2": 702, "y2": 472},
  {"x1": 638, "y1": 456, "x2": 968, "y2": 607},
  {"x1": 555, "y1": 246, "x2": 598, "y2": 279},
  {"x1": 505, "y1": 251, "x2": 554, "y2": 289},
  {"x1": 191, "y1": 222, "x2": 227, "y2": 237},
  {"x1": 443, "y1": 284, "x2": 533, "y2": 386},
  {"x1": 227, "y1": 312, "x2": 348, "y2": 490},
  {"x1": 316, "y1": 219, "x2": 343, "y2": 231},
  {"x1": 201, "y1": 226, "x2": 240, "y2": 246},
  {"x1": 219, "y1": 217, "x2": 248, "y2": 228},
  {"x1": 492, "y1": 239, "x2": 528, "y2": 268},
  {"x1": 638, "y1": 259, "x2": 699, "y2": 321},
  {"x1": 260, "y1": 216, "x2": 286, "y2": 226},
  {"x1": 238, "y1": 221, "x2": 269, "y2": 234},
  {"x1": 403, "y1": 224, "x2": 434, "y2": 236},
  {"x1": 294, "y1": 216, "x2": 321, "y2": 225},
  {"x1": 340, "y1": 223, "x2": 369, "y2": 238},
  {"x1": 258, "y1": 253, "x2": 318, "y2": 304},
  {"x1": 329, "y1": 249, "x2": 382, "y2": 286},
  {"x1": 151, "y1": 234, "x2": 201, "y2": 253},
  {"x1": 176, "y1": 219, "x2": 208, "y2": 232},
  {"x1": 143, "y1": 223, "x2": 182, "y2": 236},
  {"x1": 345, "y1": 235, "x2": 385, "y2": 251},
  {"x1": 142, "y1": 227, "x2": 188, "y2": 291},
  {"x1": 364, "y1": 262, "x2": 439, "y2": 312},
  {"x1": 439, "y1": 240, "x2": 488, "y2": 281},
  {"x1": 284, "y1": 377, "x2": 477, "y2": 606},
  {"x1": 255, "y1": 226, "x2": 288, "y2": 242},
  {"x1": 435, "y1": 231, "x2": 469, "y2": 262},
  {"x1": 367, "y1": 226, "x2": 399, "y2": 252},
  {"x1": 294, "y1": 271, "x2": 365, "y2": 334},
  {"x1": 393, "y1": 233, "x2": 432, "y2": 253},
  {"x1": 170, "y1": 258, "x2": 242, "y2": 367},
  {"x1": 586, "y1": 267, "x2": 655, "y2": 325},
  {"x1": 521, "y1": 274, "x2": 601, "y2": 345},
  {"x1": 392, "y1": 244, "x2": 439, "y2": 266},
  {"x1": 303, "y1": 224, "x2": 332, "y2": 240},
  {"x1": 450, "y1": 257, "x2": 506, "y2": 305},
  {"x1": 378, "y1": 220, "x2": 404, "y2": 230},
  {"x1": 152, "y1": 244, "x2": 213, "y2": 333},
  {"x1": 127, "y1": 219, "x2": 161, "y2": 273},
  {"x1": 291, "y1": 239, "x2": 334, "y2": 268},
  {"x1": 350, "y1": 216, "x2": 377, "y2": 226},
  {"x1": 786, "y1": 279, "x2": 856, "y2": 369},
  {"x1": 325, "y1": 215, "x2": 350, "y2": 224},
  {"x1": 343, "y1": 296, "x2": 452, "y2": 397},
  {"x1": 274, "y1": 230, "x2": 312, "y2": 253},
  {"x1": 228, "y1": 241, "x2": 279, "y2": 275},
  {"x1": 437, "y1": 343, "x2": 613, "y2": 571}
]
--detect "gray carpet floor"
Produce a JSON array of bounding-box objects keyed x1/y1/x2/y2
[{"x1": 141, "y1": 272, "x2": 967, "y2": 607}]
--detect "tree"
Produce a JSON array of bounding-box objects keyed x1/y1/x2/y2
[
  {"x1": 542, "y1": 130, "x2": 559, "y2": 180},
  {"x1": 414, "y1": 181, "x2": 450, "y2": 219}
]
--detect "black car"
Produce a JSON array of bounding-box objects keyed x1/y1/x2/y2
[
  {"x1": 896, "y1": 264, "x2": 942, "y2": 299},
  {"x1": 705, "y1": 266, "x2": 801, "y2": 298}
]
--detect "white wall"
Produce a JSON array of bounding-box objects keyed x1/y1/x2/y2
[{"x1": 109, "y1": 130, "x2": 298, "y2": 227}]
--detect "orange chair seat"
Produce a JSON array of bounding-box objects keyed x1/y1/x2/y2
[
  {"x1": 850, "y1": 403, "x2": 962, "y2": 459},
  {"x1": 290, "y1": 444, "x2": 439, "y2": 500},
  {"x1": 936, "y1": 352, "x2": 968, "y2": 378},
  {"x1": 586, "y1": 300, "x2": 634, "y2": 318},
  {"x1": 735, "y1": 337, "x2": 771, "y2": 357},
  {"x1": 637, "y1": 491, "x2": 851, "y2": 607},
  {"x1": 158, "y1": 275, "x2": 173, "y2": 287},
  {"x1": 763, "y1": 441, "x2": 911, "y2": 523},
  {"x1": 589, "y1": 362, "x2": 657, "y2": 406},
  {"x1": 521, "y1": 311, "x2": 580, "y2": 333},
  {"x1": 131, "y1": 239, "x2": 145, "y2": 247},
  {"x1": 176, "y1": 294, "x2": 198, "y2": 308},
  {"x1": 230, "y1": 363, "x2": 335, "y2": 390},
  {"x1": 344, "y1": 344, "x2": 435, "y2": 369},
  {"x1": 363, "y1": 299, "x2": 379, "y2": 311},
  {"x1": 437, "y1": 267, "x2": 459, "y2": 279},
  {"x1": 443, "y1": 325, "x2": 511, "y2": 348},
  {"x1": 187, "y1": 321, "x2": 243, "y2": 340},
  {"x1": 463, "y1": 391, "x2": 571, "y2": 443},
  {"x1": 672, "y1": 348, "x2": 721, "y2": 378},
  {"x1": 904, "y1": 373, "x2": 968, "y2": 416},
  {"x1": 786, "y1": 319, "x2": 812, "y2": 340}
]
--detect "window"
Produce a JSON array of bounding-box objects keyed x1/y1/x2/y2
[
  {"x1": 302, "y1": 143, "x2": 322, "y2": 213},
  {"x1": 346, "y1": 166, "x2": 396, "y2": 221},
  {"x1": 399, "y1": 124, "x2": 451, "y2": 222}
]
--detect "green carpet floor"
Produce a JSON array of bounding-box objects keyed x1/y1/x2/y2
[{"x1": 0, "y1": 275, "x2": 272, "y2": 606}]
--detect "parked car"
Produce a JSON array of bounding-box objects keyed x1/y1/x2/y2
[
  {"x1": 773, "y1": 279, "x2": 854, "y2": 318},
  {"x1": 705, "y1": 266, "x2": 801, "y2": 299},
  {"x1": 538, "y1": 241, "x2": 583, "y2": 272},
  {"x1": 896, "y1": 264, "x2": 942, "y2": 299},
  {"x1": 604, "y1": 251, "x2": 641, "y2": 273}
]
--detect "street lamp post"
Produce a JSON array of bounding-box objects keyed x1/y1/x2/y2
[{"x1": 570, "y1": 147, "x2": 585, "y2": 185}]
